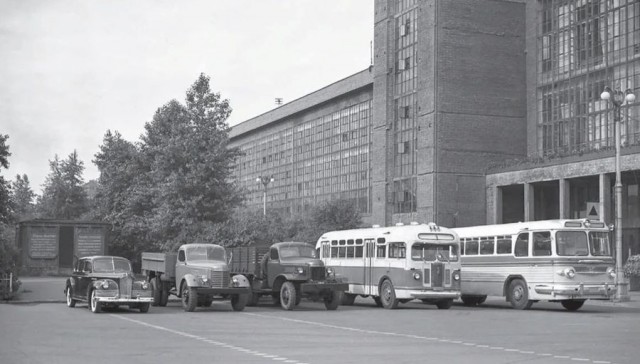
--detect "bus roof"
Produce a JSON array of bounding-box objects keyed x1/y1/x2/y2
[
  {"x1": 451, "y1": 219, "x2": 609, "y2": 238},
  {"x1": 317, "y1": 223, "x2": 459, "y2": 243}
]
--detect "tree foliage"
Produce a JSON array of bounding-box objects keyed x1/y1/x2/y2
[
  {"x1": 37, "y1": 151, "x2": 89, "y2": 219},
  {"x1": 0, "y1": 135, "x2": 20, "y2": 291},
  {"x1": 11, "y1": 174, "x2": 36, "y2": 221},
  {"x1": 0, "y1": 135, "x2": 12, "y2": 224},
  {"x1": 93, "y1": 74, "x2": 243, "y2": 257}
]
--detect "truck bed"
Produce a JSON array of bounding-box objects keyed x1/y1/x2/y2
[
  {"x1": 141, "y1": 252, "x2": 177, "y2": 278},
  {"x1": 228, "y1": 246, "x2": 269, "y2": 276}
]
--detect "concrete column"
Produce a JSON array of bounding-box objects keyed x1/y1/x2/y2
[
  {"x1": 488, "y1": 185, "x2": 502, "y2": 225},
  {"x1": 559, "y1": 178, "x2": 570, "y2": 219},
  {"x1": 524, "y1": 183, "x2": 534, "y2": 222},
  {"x1": 599, "y1": 173, "x2": 612, "y2": 224}
]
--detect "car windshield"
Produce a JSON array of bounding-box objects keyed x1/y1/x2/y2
[
  {"x1": 186, "y1": 245, "x2": 226, "y2": 262},
  {"x1": 279, "y1": 244, "x2": 317, "y2": 259},
  {"x1": 411, "y1": 243, "x2": 459, "y2": 262},
  {"x1": 93, "y1": 258, "x2": 132, "y2": 273}
]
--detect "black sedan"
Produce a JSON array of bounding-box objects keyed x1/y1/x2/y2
[{"x1": 64, "y1": 256, "x2": 153, "y2": 313}]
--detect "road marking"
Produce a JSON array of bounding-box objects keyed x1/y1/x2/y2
[
  {"x1": 111, "y1": 315, "x2": 308, "y2": 364},
  {"x1": 242, "y1": 312, "x2": 619, "y2": 364}
]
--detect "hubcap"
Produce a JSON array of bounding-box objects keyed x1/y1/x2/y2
[
  {"x1": 513, "y1": 287, "x2": 523, "y2": 301},
  {"x1": 283, "y1": 287, "x2": 290, "y2": 304}
]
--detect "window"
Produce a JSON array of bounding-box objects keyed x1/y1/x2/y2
[
  {"x1": 496, "y1": 236, "x2": 512, "y2": 254},
  {"x1": 376, "y1": 244, "x2": 386, "y2": 258},
  {"x1": 533, "y1": 231, "x2": 552, "y2": 256},
  {"x1": 514, "y1": 233, "x2": 529, "y2": 257},
  {"x1": 556, "y1": 231, "x2": 589, "y2": 256},
  {"x1": 178, "y1": 250, "x2": 186, "y2": 262},
  {"x1": 388, "y1": 242, "x2": 406, "y2": 258},
  {"x1": 270, "y1": 248, "x2": 279, "y2": 260},
  {"x1": 589, "y1": 231, "x2": 612, "y2": 256},
  {"x1": 480, "y1": 237, "x2": 495, "y2": 255},
  {"x1": 465, "y1": 239, "x2": 479, "y2": 256}
]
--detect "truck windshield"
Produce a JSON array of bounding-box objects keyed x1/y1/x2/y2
[
  {"x1": 93, "y1": 258, "x2": 132, "y2": 273},
  {"x1": 186, "y1": 245, "x2": 226, "y2": 261},
  {"x1": 411, "y1": 243, "x2": 459, "y2": 262},
  {"x1": 279, "y1": 244, "x2": 317, "y2": 259}
]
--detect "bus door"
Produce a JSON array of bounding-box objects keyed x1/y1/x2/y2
[{"x1": 364, "y1": 238, "x2": 375, "y2": 295}]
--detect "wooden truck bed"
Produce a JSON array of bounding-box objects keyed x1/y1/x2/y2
[
  {"x1": 228, "y1": 246, "x2": 269, "y2": 276},
  {"x1": 141, "y1": 252, "x2": 177, "y2": 278}
]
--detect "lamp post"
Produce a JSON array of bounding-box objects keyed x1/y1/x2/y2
[
  {"x1": 601, "y1": 86, "x2": 636, "y2": 302},
  {"x1": 256, "y1": 175, "x2": 274, "y2": 216}
]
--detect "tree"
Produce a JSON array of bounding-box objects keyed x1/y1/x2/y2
[
  {"x1": 0, "y1": 135, "x2": 12, "y2": 223},
  {"x1": 38, "y1": 150, "x2": 89, "y2": 219},
  {"x1": 292, "y1": 199, "x2": 363, "y2": 243},
  {"x1": 11, "y1": 174, "x2": 36, "y2": 221},
  {"x1": 0, "y1": 135, "x2": 20, "y2": 292}
]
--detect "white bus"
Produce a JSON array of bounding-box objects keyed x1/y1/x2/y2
[
  {"x1": 316, "y1": 223, "x2": 461, "y2": 309},
  {"x1": 452, "y1": 219, "x2": 616, "y2": 311}
]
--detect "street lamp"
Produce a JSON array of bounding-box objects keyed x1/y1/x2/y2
[
  {"x1": 601, "y1": 86, "x2": 636, "y2": 302},
  {"x1": 256, "y1": 175, "x2": 274, "y2": 216}
]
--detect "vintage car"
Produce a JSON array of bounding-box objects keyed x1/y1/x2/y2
[{"x1": 64, "y1": 256, "x2": 153, "y2": 313}]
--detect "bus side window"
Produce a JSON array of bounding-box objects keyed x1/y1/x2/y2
[
  {"x1": 388, "y1": 242, "x2": 406, "y2": 258},
  {"x1": 514, "y1": 233, "x2": 529, "y2": 257},
  {"x1": 533, "y1": 231, "x2": 552, "y2": 256},
  {"x1": 465, "y1": 239, "x2": 479, "y2": 256},
  {"x1": 355, "y1": 239, "x2": 363, "y2": 258},
  {"x1": 376, "y1": 244, "x2": 386, "y2": 258},
  {"x1": 331, "y1": 240, "x2": 338, "y2": 258},
  {"x1": 480, "y1": 237, "x2": 495, "y2": 255},
  {"x1": 496, "y1": 237, "x2": 512, "y2": 254}
]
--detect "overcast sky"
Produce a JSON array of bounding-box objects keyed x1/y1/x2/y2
[{"x1": 1, "y1": 0, "x2": 373, "y2": 194}]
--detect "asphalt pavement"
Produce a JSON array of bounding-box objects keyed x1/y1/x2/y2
[{"x1": 3, "y1": 276, "x2": 640, "y2": 309}]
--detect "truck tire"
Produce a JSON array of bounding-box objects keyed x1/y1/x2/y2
[
  {"x1": 324, "y1": 290, "x2": 341, "y2": 310},
  {"x1": 139, "y1": 303, "x2": 150, "y2": 313},
  {"x1": 247, "y1": 287, "x2": 260, "y2": 307},
  {"x1": 280, "y1": 281, "x2": 297, "y2": 310},
  {"x1": 159, "y1": 282, "x2": 169, "y2": 307},
  {"x1": 150, "y1": 278, "x2": 161, "y2": 306},
  {"x1": 231, "y1": 293, "x2": 248, "y2": 311},
  {"x1": 181, "y1": 285, "x2": 198, "y2": 312}
]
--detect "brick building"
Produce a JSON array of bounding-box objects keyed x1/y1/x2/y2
[{"x1": 229, "y1": 0, "x2": 640, "y2": 260}]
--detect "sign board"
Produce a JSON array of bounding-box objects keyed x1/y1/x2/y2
[
  {"x1": 586, "y1": 202, "x2": 600, "y2": 220},
  {"x1": 29, "y1": 226, "x2": 58, "y2": 259},
  {"x1": 76, "y1": 226, "x2": 105, "y2": 257}
]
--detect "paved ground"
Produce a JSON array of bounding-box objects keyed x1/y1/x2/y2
[{"x1": 4, "y1": 276, "x2": 640, "y2": 309}]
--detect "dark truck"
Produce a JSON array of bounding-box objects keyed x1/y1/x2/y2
[
  {"x1": 228, "y1": 242, "x2": 348, "y2": 310},
  {"x1": 141, "y1": 243, "x2": 250, "y2": 312}
]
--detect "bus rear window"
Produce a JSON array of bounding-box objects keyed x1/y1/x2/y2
[{"x1": 556, "y1": 231, "x2": 588, "y2": 256}]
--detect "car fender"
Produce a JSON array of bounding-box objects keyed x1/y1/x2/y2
[{"x1": 231, "y1": 274, "x2": 250, "y2": 288}]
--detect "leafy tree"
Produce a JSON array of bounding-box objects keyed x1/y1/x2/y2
[
  {"x1": 0, "y1": 135, "x2": 11, "y2": 223},
  {"x1": 11, "y1": 174, "x2": 36, "y2": 221},
  {"x1": 291, "y1": 199, "x2": 362, "y2": 243},
  {"x1": 38, "y1": 150, "x2": 89, "y2": 219},
  {"x1": 0, "y1": 135, "x2": 19, "y2": 292}
]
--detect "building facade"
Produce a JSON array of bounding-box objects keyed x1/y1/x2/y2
[{"x1": 229, "y1": 0, "x2": 640, "y2": 260}]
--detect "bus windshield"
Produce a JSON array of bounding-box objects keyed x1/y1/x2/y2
[
  {"x1": 411, "y1": 243, "x2": 459, "y2": 262},
  {"x1": 556, "y1": 231, "x2": 589, "y2": 256},
  {"x1": 589, "y1": 231, "x2": 612, "y2": 256},
  {"x1": 279, "y1": 244, "x2": 317, "y2": 259}
]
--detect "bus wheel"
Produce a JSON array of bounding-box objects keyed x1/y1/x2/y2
[
  {"x1": 508, "y1": 279, "x2": 533, "y2": 310},
  {"x1": 341, "y1": 293, "x2": 356, "y2": 306},
  {"x1": 561, "y1": 299, "x2": 585, "y2": 311},
  {"x1": 436, "y1": 299, "x2": 453, "y2": 309},
  {"x1": 380, "y1": 279, "x2": 399, "y2": 309}
]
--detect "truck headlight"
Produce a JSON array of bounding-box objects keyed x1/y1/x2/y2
[
  {"x1": 201, "y1": 275, "x2": 209, "y2": 283},
  {"x1": 101, "y1": 281, "x2": 110, "y2": 289},
  {"x1": 295, "y1": 267, "x2": 304, "y2": 274},
  {"x1": 232, "y1": 277, "x2": 239, "y2": 287},
  {"x1": 413, "y1": 272, "x2": 421, "y2": 280},
  {"x1": 141, "y1": 282, "x2": 149, "y2": 290}
]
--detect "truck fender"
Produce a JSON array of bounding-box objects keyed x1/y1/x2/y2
[
  {"x1": 231, "y1": 274, "x2": 250, "y2": 288},
  {"x1": 181, "y1": 274, "x2": 201, "y2": 289}
]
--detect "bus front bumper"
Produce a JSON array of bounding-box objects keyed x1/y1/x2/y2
[
  {"x1": 534, "y1": 283, "x2": 616, "y2": 298},
  {"x1": 405, "y1": 290, "x2": 460, "y2": 300}
]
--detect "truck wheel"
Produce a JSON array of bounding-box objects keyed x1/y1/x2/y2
[
  {"x1": 159, "y1": 283, "x2": 169, "y2": 307},
  {"x1": 324, "y1": 291, "x2": 341, "y2": 310},
  {"x1": 150, "y1": 278, "x2": 161, "y2": 306},
  {"x1": 280, "y1": 281, "x2": 297, "y2": 310},
  {"x1": 380, "y1": 279, "x2": 399, "y2": 309},
  {"x1": 181, "y1": 286, "x2": 198, "y2": 312},
  {"x1": 341, "y1": 293, "x2": 356, "y2": 306},
  {"x1": 508, "y1": 279, "x2": 533, "y2": 310},
  {"x1": 66, "y1": 286, "x2": 76, "y2": 308},
  {"x1": 561, "y1": 299, "x2": 585, "y2": 311},
  {"x1": 436, "y1": 299, "x2": 453, "y2": 309},
  {"x1": 139, "y1": 303, "x2": 150, "y2": 313},
  {"x1": 231, "y1": 293, "x2": 248, "y2": 311},
  {"x1": 90, "y1": 290, "x2": 102, "y2": 313}
]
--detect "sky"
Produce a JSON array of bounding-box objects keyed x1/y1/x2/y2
[{"x1": 0, "y1": 0, "x2": 374, "y2": 194}]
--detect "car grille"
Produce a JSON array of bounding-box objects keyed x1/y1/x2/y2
[
  {"x1": 119, "y1": 276, "x2": 132, "y2": 298},
  {"x1": 431, "y1": 263, "x2": 444, "y2": 288},
  {"x1": 209, "y1": 270, "x2": 229, "y2": 288},
  {"x1": 311, "y1": 266, "x2": 326, "y2": 281}
]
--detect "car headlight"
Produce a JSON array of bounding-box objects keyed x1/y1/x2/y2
[
  {"x1": 141, "y1": 282, "x2": 149, "y2": 290},
  {"x1": 607, "y1": 267, "x2": 616, "y2": 279},
  {"x1": 295, "y1": 267, "x2": 304, "y2": 274},
  {"x1": 453, "y1": 271, "x2": 461, "y2": 281},
  {"x1": 326, "y1": 267, "x2": 334, "y2": 275},
  {"x1": 413, "y1": 272, "x2": 421, "y2": 280},
  {"x1": 101, "y1": 281, "x2": 110, "y2": 289},
  {"x1": 563, "y1": 267, "x2": 576, "y2": 279},
  {"x1": 232, "y1": 277, "x2": 239, "y2": 287}
]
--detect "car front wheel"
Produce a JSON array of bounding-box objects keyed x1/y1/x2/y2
[
  {"x1": 66, "y1": 286, "x2": 76, "y2": 308},
  {"x1": 90, "y1": 290, "x2": 102, "y2": 313}
]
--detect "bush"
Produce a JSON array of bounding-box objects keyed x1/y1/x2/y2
[
  {"x1": 0, "y1": 223, "x2": 21, "y2": 295},
  {"x1": 623, "y1": 255, "x2": 640, "y2": 277}
]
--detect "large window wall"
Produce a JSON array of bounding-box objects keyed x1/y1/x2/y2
[
  {"x1": 538, "y1": 0, "x2": 640, "y2": 157},
  {"x1": 233, "y1": 100, "x2": 372, "y2": 215}
]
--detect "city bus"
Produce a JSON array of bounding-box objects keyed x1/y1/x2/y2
[
  {"x1": 316, "y1": 223, "x2": 461, "y2": 309},
  {"x1": 452, "y1": 219, "x2": 616, "y2": 311}
]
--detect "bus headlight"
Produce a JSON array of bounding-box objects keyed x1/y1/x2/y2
[
  {"x1": 295, "y1": 267, "x2": 304, "y2": 274},
  {"x1": 452, "y1": 271, "x2": 461, "y2": 281},
  {"x1": 326, "y1": 267, "x2": 334, "y2": 275},
  {"x1": 607, "y1": 267, "x2": 616, "y2": 279},
  {"x1": 563, "y1": 268, "x2": 576, "y2": 279},
  {"x1": 413, "y1": 272, "x2": 421, "y2": 280}
]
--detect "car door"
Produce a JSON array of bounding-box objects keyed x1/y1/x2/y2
[{"x1": 77, "y1": 260, "x2": 92, "y2": 300}]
